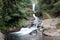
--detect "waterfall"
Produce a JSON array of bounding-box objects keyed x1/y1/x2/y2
[
  {"x1": 32, "y1": 1, "x2": 40, "y2": 28},
  {"x1": 7, "y1": 0, "x2": 43, "y2": 40},
  {"x1": 11, "y1": 0, "x2": 39, "y2": 35},
  {"x1": 32, "y1": 3, "x2": 35, "y2": 12},
  {"x1": 33, "y1": 14, "x2": 39, "y2": 28}
]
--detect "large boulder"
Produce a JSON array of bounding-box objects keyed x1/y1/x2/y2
[
  {"x1": 41, "y1": 18, "x2": 60, "y2": 40},
  {"x1": 0, "y1": 32, "x2": 4, "y2": 40},
  {"x1": 41, "y1": 18, "x2": 60, "y2": 36},
  {"x1": 41, "y1": 18, "x2": 60, "y2": 29}
]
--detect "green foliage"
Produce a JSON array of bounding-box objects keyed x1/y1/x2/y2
[
  {"x1": 54, "y1": 0, "x2": 60, "y2": 11},
  {"x1": 0, "y1": 0, "x2": 32, "y2": 30},
  {"x1": 0, "y1": 19, "x2": 6, "y2": 30},
  {"x1": 40, "y1": 0, "x2": 60, "y2": 17},
  {"x1": 16, "y1": 0, "x2": 31, "y2": 16}
]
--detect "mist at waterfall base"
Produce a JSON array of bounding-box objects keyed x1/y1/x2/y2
[{"x1": 6, "y1": 2, "x2": 43, "y2": 40}]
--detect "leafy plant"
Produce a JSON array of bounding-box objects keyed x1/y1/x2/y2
[
  {"x1": 0, "y1": 0, "x2": 32, "y2": 30},
  {"x1": 40, "y1": 0, "x2": 60, "y2": 17}
]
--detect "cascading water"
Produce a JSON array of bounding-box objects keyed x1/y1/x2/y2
[
  {"x1": 11, "y1": 0, "x2": 39, "y2": 35},
  {"x1": 33, "y1": 13, "x2": 40, "y2": 28},
  {"x1": 32, "y1": 0, "x2": 40, "y2": 28},
  {"x1": 8, "y1": 0, "x2": 43, "y2": 40},
  {"x1": 32, "y1": 3, "x2": 35, "y2": 12}
]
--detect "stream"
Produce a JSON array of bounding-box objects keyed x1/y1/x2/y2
[
  {"x1": 6, "y1": 14, "x2": 43, "y2": 40},
  {"x1": 5, "y1": 0, "x2": 43, "y2": 40}
]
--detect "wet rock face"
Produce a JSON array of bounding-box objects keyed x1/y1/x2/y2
[{"x1": 0, "y1": 32, "x2": 4, "y2": 40}]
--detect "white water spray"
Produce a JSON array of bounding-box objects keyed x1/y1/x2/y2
[{"x1": 11, "y1": 27, "x2": 37, "y2": 35}]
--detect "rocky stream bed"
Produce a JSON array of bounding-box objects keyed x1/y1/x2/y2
[{"x1": 0, "y1": 18, "x2": 60, "y2": 40}]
